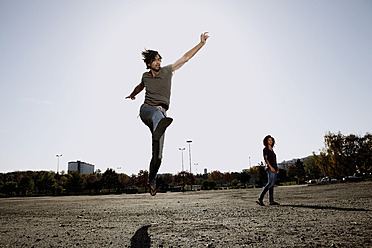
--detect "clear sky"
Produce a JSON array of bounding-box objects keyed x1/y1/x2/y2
[{"x1": 0, "y1": 0, "x2": 371, "y2": 175}]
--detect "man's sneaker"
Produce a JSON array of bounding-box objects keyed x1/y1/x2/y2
[
  {"x1": 269, "y1": 201, "x2": 280, "y2": 205},
  {"x1": 256, "y1": 199, "x2": 265, "y2": 206},
  {"x1": 153, "y1": 117, "x2": 173, "y2": 141}
]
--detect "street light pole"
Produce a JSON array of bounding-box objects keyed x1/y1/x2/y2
[
  {"x1": 179, "y1": 148, "x2": 185, "y2": 172},
  {"x1": 56, "y1": 154, "x2": 62, "y2": 183},
  {"x1": 56, "y1": 154, "x2": 62, "y2": 175},
  {"x1": 186, "y1": 140, "x2": 193, "y2": 191},
  {"x1": 186, "y1": 140, "x2": 192, "y2": 173},
  {"x1": 194, "y1": 163, "x2": 198, "y2": 175},
  {"x1": 179, "y1": 147, "x2": 186, "y2": 192}
]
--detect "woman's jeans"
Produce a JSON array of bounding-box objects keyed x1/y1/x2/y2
[
  {"x1": 259, "y1": 169, "x2": 277, "y2": 202},
  {"x1": 139, "y1": 104, "x2": 166, "y2": 183}
]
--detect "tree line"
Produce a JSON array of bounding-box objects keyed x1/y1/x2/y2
[
  {"x1": 0, "y1": 167, "x2": 280, "y2": 197},
  {"x1": 314, "y1": 132, "x2": 371, "y2": 179},
  {"x1": 1, "y1": 132, "x2": 370, "y2": 197},
  {"x1": 273, "y1": 132, "x2": 371, "y2": 183}
]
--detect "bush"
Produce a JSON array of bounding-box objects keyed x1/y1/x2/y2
[
  {"x1": 279, "y1": 181, "x2": 297, "y2": 186},
  {"x1": 201, "y1": 180, "x2": 209, "y2": 190},
  {"x1": 56, "y1": 186, "x2": 63, "y2": 195},
  {"x1": 231, "y1": 179, "x2": 239, "y2": 187},
  {"x1": 201, "y1": 180, "x2": 217, "y2": 190}
]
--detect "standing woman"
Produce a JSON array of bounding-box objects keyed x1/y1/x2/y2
[{"x1": 257, "y1": 135, "x2": 280, "y2": 206}]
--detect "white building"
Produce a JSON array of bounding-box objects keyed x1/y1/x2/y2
[
  {"x1": 277, "y1": 155, "x2": 313, "y2": 170},
  {"x1": 68, "y1": 161, "x2": 94, "y2": 174}
]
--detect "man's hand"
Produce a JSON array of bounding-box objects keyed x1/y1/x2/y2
[
  {"x1": 125, "y1": 95, "x2": 136, "y2": 100},
  {"x1": 125, "y1": 83, "x2": 144, "y2": 101},
  {"x1": 270, "y1": 167, "x2": 276, "y2": 173},
  {"x1": 200, "y1": 32, "x2": 209, "y2": 45}
]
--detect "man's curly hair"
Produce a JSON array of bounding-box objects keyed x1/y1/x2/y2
[{"x1": 142, "y1": 49, "x2": 162, "y2": 69}]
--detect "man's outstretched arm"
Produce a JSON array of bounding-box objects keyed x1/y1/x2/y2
[
  {"x1": 125, "y1": 82, "x2": 144, "y2": 100},
  {"x1": 172, "y1": 32, "x2": 209, "y2": 72}
]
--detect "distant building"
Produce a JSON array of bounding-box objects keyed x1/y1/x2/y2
[
  {"x1": 68, "y1": 161, "x2": 94, "y2": 174},
  {"x1": 277, "y1": 155, "x2": 313, "y2": 170},
  {"x1": 204, "y1": 168, "x2": 208, "y2": 175}
]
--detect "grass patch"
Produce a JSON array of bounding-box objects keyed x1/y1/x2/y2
[{"x1": 279, "y1": 181, "x2": 297, "y2": 186}]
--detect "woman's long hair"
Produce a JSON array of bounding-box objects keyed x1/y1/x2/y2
[{"x1": 263, "y1": 135, "x2": 275, "y2": 148}]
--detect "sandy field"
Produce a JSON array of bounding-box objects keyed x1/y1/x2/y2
[{"x1": 0, "y1": 182, "x2": 371, "y2": 248}]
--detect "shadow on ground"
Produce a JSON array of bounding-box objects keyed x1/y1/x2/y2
[
  {"x1": 130, "y1": 225, "x2": 151, "y2": 248},
  {"x1": 281, "y1": 204, "x2": 370, "y2": 212}
]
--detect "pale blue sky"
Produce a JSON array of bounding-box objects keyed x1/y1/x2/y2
[{"x1": 0, "y1": 0, "x2": 371, "y2": 175}]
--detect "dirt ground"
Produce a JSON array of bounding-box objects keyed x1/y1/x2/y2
[{"x1": 0, "y1": 182, "x2": 371, "y2": 248}]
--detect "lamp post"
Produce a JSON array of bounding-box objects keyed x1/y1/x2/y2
[
  {"x1": 186, "y1": 140, "x2": 192, "y2": 173},
  {"x1": 179, "y1": 147, "x2": 186, "y2": 192},
  {"x1": 186, "y1": 140, "x2": 193, "y2": 191},
  {"x1": 194, "y1": 163, "x2": 198, "y2": 175},
  {"x1": 178, "y1": 148, "x2": 185, "y2": 172},
  {"x1": 56, "y1": 154, "x2": 62, "y2": 183},
  {"x1": 56, "y1": 154, "x2": 62, "y2": 174}
]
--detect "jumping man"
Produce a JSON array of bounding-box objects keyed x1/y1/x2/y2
[{"x1": 126, "y1": 32, "x2": 209, "y2": 196}]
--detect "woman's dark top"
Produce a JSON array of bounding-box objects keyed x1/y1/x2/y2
[{"x1": 263, "y1": 147, "x2": 278, "y2": 171}]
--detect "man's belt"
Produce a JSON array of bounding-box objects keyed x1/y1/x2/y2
[{"x1": 143, "y1": 103, "x2": 168, "y2": 112}]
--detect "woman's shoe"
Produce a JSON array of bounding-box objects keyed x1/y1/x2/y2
[{"x1": 269, "y1": 201, "x2": 280, "y2": 205}]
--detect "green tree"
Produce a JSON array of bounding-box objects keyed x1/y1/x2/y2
[
  {"x1": 305, "y1": 156, "x2": 321, "y2": 179},
  {"x1": 183, "y1": 171, "x2": 196, "y2": 186},
  {"x1": 134, "y1": 170, "x2": 149, "y2": 189},
  {"x1": 287, "y1": 159, "x2": 305, "y2": 184},
  {"x1": 324, "y1": 132, "x2": 346, "y2": 178},
  {"x1": 174, "y1": 171, "x2": 196, "y2": 191},
  {"x1": 174, "y1": 172, "x2": 186, "y2": 190},
  {"x1": 208, "y1": 180, "x2": 217, "y2": 189},
  {"x1": 66, "y1": 171, "x2": 84, "y2": 194},
  {"x1": 18, "y1": 176, "x2": 34, "y2": 196},
  {"x1": 222, "y1": 172, "x2": 232, "y2": 186},
  {"x1": 201, "y1": 180, "x2": 217, "y2": 190},
  {"x1": 160, "y1": 173, "x2": 173, "y2": 188},
  {"x1": 3, "y1": 181, "x2": 17, "y2": 196},
  {"x1": 208, "y1": 171, "x2": 223, "y2": 186},
  {"x1": 276, "y1": 169, "x2": 287, "y2": 184},
  {"x1": 201, "y1": 180, "x2": 209, "y2": 190},
  {"x1": 102, "y1": 168, "x2": 119, "y2": 193},
  {"x1": 118, "y1": 173, "x2": 131, "y2": 192},
  {"x1": 231, "y1": 178, "x2": 239, "y2": 187},
  {"x1": 239, "y1": 171, "x2": 251, "y2": 186},
  {"x1": 314, "y1": 132, "x2": 372, "y2": 178},
  {"x1": 0, "y1": 173, "x2": 4, "y2": 196},
  {"x1": 39, "y1": 172, "x2": 56, "y2": 195},
  {"x1": 85, "y1": 174, "x2": 97, "y2": 194},
  {"x1": 355, "y1": 133, "x2": 372, "y2": 174},
  {"x1": 248, "y1": 165, "x2": 267, "y2": 187},
  {"x1": 93, "y1": 170, "x2": 103, "y2": 194}
]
